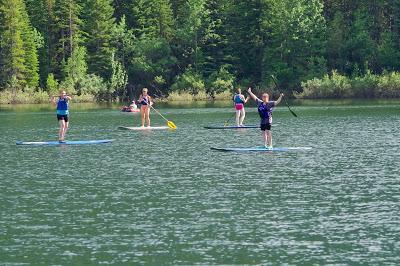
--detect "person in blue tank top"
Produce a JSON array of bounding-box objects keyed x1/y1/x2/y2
[
  {"x1": 138, "y1": 87, "x2": 153, "y2": 127},
  {"x1": 248, "y1": 87, "x2": 283, "y2": 149},
  {"x1": 51, "y1": 90, "x2": 72, "y2": 142},
  {"x1": 232, "y1": 88, "x2": 250, "y2": 126}
]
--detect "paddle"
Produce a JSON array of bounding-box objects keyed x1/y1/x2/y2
[
  {"x1": 271, "y1": 75, "x2": 298, "y2": 117},
  {"x1": 223, "y1": 113, "x2": 235, "y2": 126},
  {"x1": 147, "y1": 103, "x2": 177, "y2": 129}
]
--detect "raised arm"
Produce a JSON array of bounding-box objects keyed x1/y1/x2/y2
[
  {"x1": 247, "y1": 87, "x2": 260, "y2": 102},
  {"x1": 274, "y1": 93, "x2": 284, "y2": 105}
]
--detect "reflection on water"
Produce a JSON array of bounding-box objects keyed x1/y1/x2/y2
[{"x1": 0, "y1": 101, "x2": 400, "y2": 264}]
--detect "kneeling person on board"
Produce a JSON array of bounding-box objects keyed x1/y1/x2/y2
[
  {"x1": 138, "y1": 87, "x2": 153, "y2": 127},
  {"x1": 233, "y1": 88, "x2": 250, "y2": 126},
  {"x1": 129, "y1": 100, "x2": 138, "y2": 110},
  {"x1": 51, "y1": 91, "x2": 72, "y2": 142},
  {"x1": 247, "y1": 87, "x2": 283, "y2": 149}
]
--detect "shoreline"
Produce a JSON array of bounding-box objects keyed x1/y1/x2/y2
[
  {"x1": 2, "y1": 98, "x2": 400, "y2": 111},
  {"x1": 2, "y1": 92, "x2": 400, "y2": 106}
]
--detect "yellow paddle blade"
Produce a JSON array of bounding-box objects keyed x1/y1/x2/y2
[{"x1": 167, "y1": 120, "x2": 177, "y2": 129}]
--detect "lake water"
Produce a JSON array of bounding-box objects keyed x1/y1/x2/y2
[{"x1": 1, "y1": 100, "x2": 399, "y2": 264}]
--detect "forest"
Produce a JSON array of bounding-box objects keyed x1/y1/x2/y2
[{"x1": 1, "y1": 0, "x2": 400, "y2": 103}]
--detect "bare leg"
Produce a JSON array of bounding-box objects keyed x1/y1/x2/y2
[
  {"x1": 63, "y1": 121, "x2": 69, "y2": 141},
  {"x1": 146, "y1": 107, "x2": 151, "y2": 127},
  {"x1": 235, "y1": 110, "x2": 240, "y2": 126},
  {"x1": 262, "y1": 131, "x2": 268, "y2": 147},
  {"x1": 141, "y1": 108, "x2": 145, "y2": 127},
  {"x1": 267, "y1": 130, "x2": 272, "y2": 147},
  {"x1": 240, "y1": 109, "x2": 246, "y2": 126},
  {"x1": 58, "y1": 120, "x2": 64, "y2": 141}
]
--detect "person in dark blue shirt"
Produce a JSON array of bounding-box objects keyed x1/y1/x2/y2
[
  {"x1": 248, "y1": 87, "x2": 283, "y2": 149},
  {"x1": 51, "y1": 91, "x2": 72, "y2": 142}
]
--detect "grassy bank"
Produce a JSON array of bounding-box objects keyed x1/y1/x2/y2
[
  {"x1": 0, "y1": 89, "x2": 232, "y2": 105},
  {"x1": 298, "y1": 71, "x2": 400, "y2": 99},
  {"x1": 166, "y1": 90, "x2": 231, "y2": 102},
  {"x1": 0, "y1": 90, "x2": 95, "y2": 104}
]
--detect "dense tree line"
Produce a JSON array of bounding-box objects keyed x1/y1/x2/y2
[{"x1": 1, "y1": 0, "x2": 400, "y2": 102}]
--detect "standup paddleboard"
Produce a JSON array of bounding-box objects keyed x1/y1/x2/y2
[
  {"x1": 118, "y1": 126, "x2": 169, "y2": 130},
  {"x1": 204, "y1": 125, "x2": 258, "y2": 129},
  {"x1": 16, "y1": 139, "x2": 113, "y2": 146},
  {"x1": 211, "y1": 146, "x2": 312, "y2": 152}
]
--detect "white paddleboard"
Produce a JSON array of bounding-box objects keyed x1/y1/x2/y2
[{"x1": 118, "y1": 126, "x2": 169, "y2": 130}]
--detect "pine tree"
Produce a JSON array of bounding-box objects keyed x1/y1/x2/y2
[
  {"x1": 20, "y1": 5, "x2": 41, "y2": 88},
  {"x1": 131, "y1": 0, "x2": 175, "y2": 40},
  {"x1": 262, "y1": 0, "x2": 327, "y2": 90},
  {"x1": 52, "y1": 0, "x2": 83, "y2": 79},
  {"x1": 0, "y1": 0, "x2": 26, "y2": 88},
  {"x1": 25, "y1": 0, "x2": 53, "y2": 86},
  {"x1": 0, "y1": 0, "x2": 40, "y2": 89},
  {"x1": 326, "y1": 11, "x2": 348, "y2": 73},
  {"x1": 173, "y1": 0, "x2": 206, "y2": 72},
  {"x1": 111, "y1": 16, "x2": 134, "y2": 67},
  {"x1": 83, "y1": 0, "x2": 116, "y2": 79},
  {"x1": 200, "y1": 0, "x2": 230, "y2": 78},
  {"x1": 344, "y1": 9, "x2": 376, "y2": 75},
  {"x1": 225, "y1": 0, "x2": 264, "y2": 85}
]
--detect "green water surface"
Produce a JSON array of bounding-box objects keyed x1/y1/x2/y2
[{"x1": 0, "y1": 100, "x2": 399, "y2": 264}]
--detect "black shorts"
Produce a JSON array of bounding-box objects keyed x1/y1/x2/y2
[
  {"x1": 260, "y1": 123, "x2": 271, "y2": 131},
  {"x1": 57, "y1": 114, "x2": 69, "y2": 122}
]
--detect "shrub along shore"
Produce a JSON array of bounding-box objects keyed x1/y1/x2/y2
[
  {"x1": 0, "y1": 88, "x2": 233, "y2": 104},
  {"x1": 2, "y1": 71, "x2": 400, "y2": 104},
  {"x1": 298, "y1": 71, "x2": 400, "y2": 99}
]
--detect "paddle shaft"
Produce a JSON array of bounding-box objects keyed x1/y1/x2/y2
[
  {"x1": 141, "y1": 98, "x2": 176, "y2": 129},
  {"x1": 140, "y1": 98, "x2": 167, "y2": 121},
  {"x1": 149, "y1": 104, "x2": 169, "y2": 122},
  {"x1": 224, "y1": 112, "x2": 236, "y2": 126},
  {"x1": 271, "y1": 75, "x2": 298, "y2": 117}
]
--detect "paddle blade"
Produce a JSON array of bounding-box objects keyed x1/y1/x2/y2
[
  {"x1": 285, "y1": 100, "x2": 298, "y2": 117},
  {"x1": 289, "y1": 108, "x2": 298, "y2": 117},
  {"x1": 167, "y1": 120, "x2": 177, "y2": 129}
]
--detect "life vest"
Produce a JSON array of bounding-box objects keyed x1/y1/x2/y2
[
  {"x1": 233, "y1": 94, "x2": 244, "y2": 104},
  {"x1": 56, "y1": 98, "x2": 69, "y2": 115},
  {"x1": 140, "y1": 95, "x2": 150, "y2": 105}
]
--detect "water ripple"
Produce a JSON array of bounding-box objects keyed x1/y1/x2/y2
[{"x1": 1, "y1": 104, "x2": 399, "y2": 264}]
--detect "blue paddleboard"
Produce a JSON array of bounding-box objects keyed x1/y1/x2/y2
[
  {"x1": 210, "y1": 146, "x2": 312, "y2": 152},
  {"x1": 16, "y1": 139, "x2": 113, "y2": 146},
  {"x1": 204, "y1": 125, "x2": 258, "y2": 129}
]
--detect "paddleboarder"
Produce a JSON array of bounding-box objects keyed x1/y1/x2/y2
[
  {"x1": 247, "y1": 87, "x2": 283, "y2": 149},
  {"x1": 129, "y1": 100, "x2": 138, "y2": 110},
  {"x1": 138, "y1": 88, "x2": 153, "y2": 127},
  {"x1": 51, "y1": 90, "x2": 72, "y2": 142},
  {"x1": 233, "y1": 88, "x2": 250, "y2": 126}
]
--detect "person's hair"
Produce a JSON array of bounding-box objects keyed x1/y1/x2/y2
[
  {"x1": 262, "y1": 93, "x2": 269, "y2": 98},
  {"x1": 142, "y1": 88, "x2": 148, "y2": 92},
  {"x1": 236, "y1": 88, "x2": 241, "y2": 93}
]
